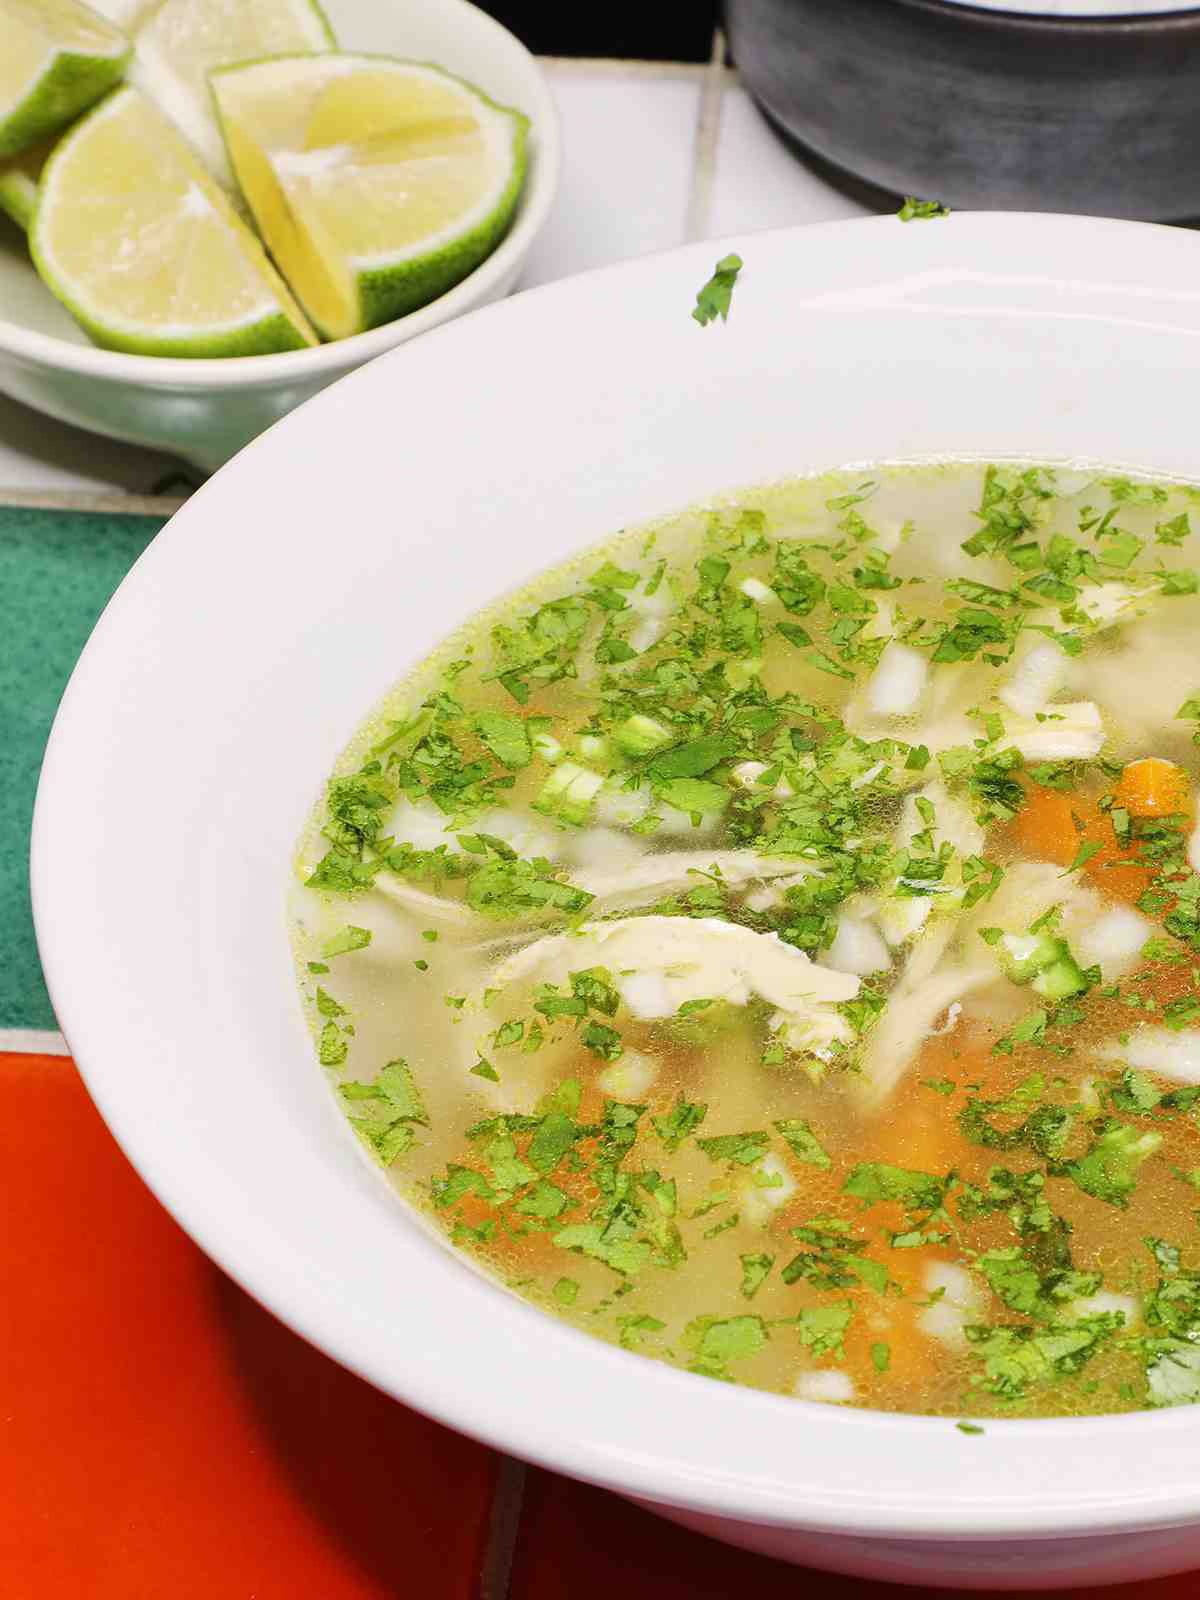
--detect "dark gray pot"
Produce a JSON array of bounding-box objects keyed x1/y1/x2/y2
[{"x1": 723, "y1": 0, "x2": 1200, "y2": 220}]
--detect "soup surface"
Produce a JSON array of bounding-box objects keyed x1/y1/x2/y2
[{"x1": 292, "y1": 461, "x2": 1200, "y2": 1420}]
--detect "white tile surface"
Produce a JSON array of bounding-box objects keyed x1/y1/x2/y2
[
  {"x1": 707, "y1": 86, "x2": 874, "y2": 240},
  {"x1": 519, "y1": 72, "x2": 700, "y2": 289},
  {"x1": 0, "y1": 392, "x2": 182, "y2": 497}
]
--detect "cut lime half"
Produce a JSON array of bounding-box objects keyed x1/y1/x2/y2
[
  {"x1": 87, "y1": 0, "x2": 157, "y2": 27},
  {"x1": 211, "y1": 54, "x2": 528, "y2": 341},
  {"x1": 32, "y1": 85, "x2": 317, "y2": 356},
  {"x1": 130, "y1": 0, "x2": 334, "y2": 184},
  {"x1": 0, "y1": 0, "x2": 131, "y2": 159}
]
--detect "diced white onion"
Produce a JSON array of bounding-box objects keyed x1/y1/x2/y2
[
  {"x1": 742, "y1": 1151, "x2": 798, "y2": 1224},
  {"x1": 794, "y1": 1370, "x2": 855, "y2": 1404},
  {"x1": 1097, "y1": 1028, "x2": 1200, "y2": 1085},
  {"x1": 917, "y1": 1261, "x2": 986, "y2": 1347},
  {"x1": 1000, "y1": 642, "x2": 1067, "y2": 719},
  {"x1": 826, "y1": 913, "x2": 892, "y2": 977},
  {"x1": 593, "y1": 780, "x2": 653, "y2": 829},
  {"x1": 739, "y1": 577, "x2": 776, "y2": 603},
  {"x1": 865, "y1": 641, "x2": 929, "y2": 719},
  {"x1": 564, "y1": 827, "x2": 648, "y2": 876},
  {"x1": 597, "y1": 1050, "x2": 659, "y2": 1099},
  {"x1": 850, "y1": 760, "x2": 887, "y2": 791},
  {"x1": 1069, "y1": 1291, "x2": 1138, "y2": 1326},
  {"x1": 731, "y1": 759, "x2": 793, "y2": 799},
  {"x1": 1074, "y1": 905, "x2": 1153, "y2": 981},
  {"x1": 629, "y1": 617, "x2": 664, "y2": 654},
  {"x1": 657, "y1": 805, "x2": 722, "y2": 838},
  {"x1": 480, "y1": 807, "x2": 563, "y2": 861},
  {"x1": 384, "y1": 798, "x2": 459, "y2": 852},
  {"x1": 629, "y1": 581, "x2": 677, "y2": 619}
]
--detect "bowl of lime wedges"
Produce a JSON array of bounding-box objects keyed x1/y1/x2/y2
[{"x1": 0, "y1": 0, "x2": 559, "y2": 471}]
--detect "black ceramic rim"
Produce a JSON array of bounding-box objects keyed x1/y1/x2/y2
[{"x1": 899, "y1": 0, "x2": 1200, "y2": 26}]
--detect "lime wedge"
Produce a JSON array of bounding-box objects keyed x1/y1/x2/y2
[
  {"x1": 88, "y1": 0, "x2": 156, "y2": 25},
  {"x1": 211, "y1": 54, "x2": 528, "y2": 340},
  {"x1": 0, "y1": 137, "x2": 51, "y2": 229},
  {"x1": 0, "y1": 0, "x2": 131, "y2": 159},
  {"x1": 131, "y1": 0, "x2": 334, "y2": 183},
  {"x1": 32, "y1": 85, "x2": 318, "y2": 356}
]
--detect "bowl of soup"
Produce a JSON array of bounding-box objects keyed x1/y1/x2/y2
[{"x1": 32, "y1": 211, "x2": 1200, "y2": 1589}]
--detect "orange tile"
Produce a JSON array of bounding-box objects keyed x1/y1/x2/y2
[
  {"x1": 0, "y1": 1053, "x2": 498, "y2": 1600},
  {"x1": 510, "y1": 1467, "x2": 1200, "y2": 1600}
]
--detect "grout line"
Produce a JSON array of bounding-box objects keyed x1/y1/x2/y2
[
  {"x1": 0, "y1": 488, "x2": 187, "y2": 516},
  {"x1": 538, "y1": 55, "x2": 708, "y2": 81},
  {"x1": 0, "y1": 1029, "x2": 70, "y2": 1057},
  {"x1": 683, "y1": 29, "x2": 729, "y2": 244},
  {"x1": 478, "y1": 1455, "x2": 528, "y2": 1600}
]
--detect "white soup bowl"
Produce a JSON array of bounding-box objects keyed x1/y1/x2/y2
[{"x1": 33, "y1": 213, "x2": 1200, "y2": 1589}]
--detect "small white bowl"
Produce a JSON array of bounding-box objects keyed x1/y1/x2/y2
[
  {"x1": 0, "y1": 0, "x2": 558, "y2": 472},
  {"x1": 33, "y1": 214, "x2": 1200, "y2": 1590}
]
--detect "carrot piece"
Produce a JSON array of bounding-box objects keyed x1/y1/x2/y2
[
  {"x1": 1115, "y1": 758, "x2": 1191, "y2": 820},
  {"x1": 1009, "y1": 786, "x2": 1079, "y2": 866},
  {"x1": 1009, "y1": 783, "x2": 1152, "y2": 905}
]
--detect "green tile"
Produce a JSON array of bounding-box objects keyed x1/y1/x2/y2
[{"x1": 1, "y1": 504, "x2": 166, "y2": 1030}]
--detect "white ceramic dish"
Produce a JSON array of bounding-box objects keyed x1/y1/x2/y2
[
  {"x1": 0, "y1": 0, "x2": 558, "y2": 472},
  {"x1": 33, "y1": 213, "x2": 1200, "y2": 1590}
]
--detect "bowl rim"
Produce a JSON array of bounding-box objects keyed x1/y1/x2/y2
[
  {"x1": 32, "y1": 210, "x2": 1200, "y2": 1543},
  {"x1": 0, "y1": 0, "x2": 561, "y2": 388},
  {"x1": 898, "y1": 0, "x2": 1200, "y2": 26}
]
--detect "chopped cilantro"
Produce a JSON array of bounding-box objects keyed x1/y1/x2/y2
[
  {"x1": 619, "y1": 1313, "x2": 666, "y2": 1349},
  {"x1": 691, "y1": 253, "x2": 743, "y2": 326},
  {"x1": 321, "y1": 925, "x2": 372, "y2": 958},
  {"x1": 740, "y1": 1252, "x2": 775, "y2": 1299},
  {"x1": 698, "y1": 1130, "x2": 771, "y2": 1166},
  {"x1": 474, "y1": 710, "x2": 532, "y2": 769},
  {"x1": 796, "y1": 1302, "x2": 853, "y2": 1356},
  {"x1": 466, "y1": 857, "x2": 593, "y2": 918},
  {"x1": 318, "y1": 1022, "x2": 347, "y2": 1066},
  {"x1": 582, "y1": 1020, "x2": 624, "y2": 1061},
  {"x1": 1062, "y1": 1121, "x2": 1163, "y2": 1208},
  {"x1": 653, "y1": 1095, "x2": 708, "y2": 1150},
  {"x1": 774, "y1": 1117, "x2": 831, "y2": 1170},
  {"x1": 315, "y1": 987, "x2": 345, "y2": 1019},
  {"x1": 843, "y1": 1163, "x2": 945, "y2": 1212},
  {"x1": 898, "y1": 196, "x2": 950, "y2": 220}
]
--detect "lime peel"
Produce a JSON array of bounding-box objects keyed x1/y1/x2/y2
[{"x1": 0, "y1": 0, "x2": 131, "y2": 159}]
